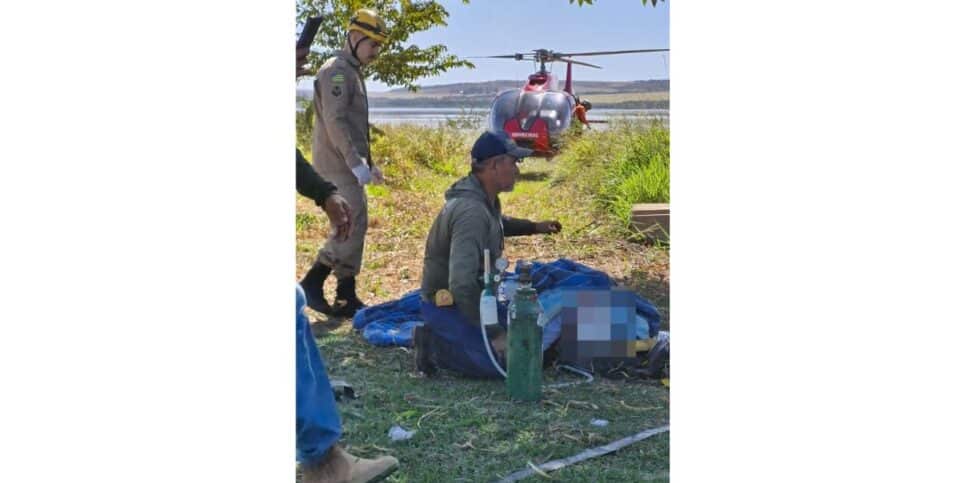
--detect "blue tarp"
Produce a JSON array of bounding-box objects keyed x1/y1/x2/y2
[{"x1": 353, "y1": 259, "x2": 662, "y2": 348}]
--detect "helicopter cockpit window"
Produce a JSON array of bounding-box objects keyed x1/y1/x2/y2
[
  {"x1": 488, "y1": 90, "x2": 521, "y2": 134},
  {"x1": 488, "y1": 90, "x2": 574, "y2": 136},
  {"x1": 537, "y1": 92, "x2": 574, "y2": 135},
  {"x1": 518, "y1": 93, "x2": 544, "y2": 130}
]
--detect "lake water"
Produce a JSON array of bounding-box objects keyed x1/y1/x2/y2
[
  {"x1": 367, "y1": 107, "x2": 668, "y2": 128},
  {"x1": 298, "y1": 103, "x2": 668, "y2": 129}
]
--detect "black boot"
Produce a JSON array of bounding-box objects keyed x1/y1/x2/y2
[
  {"x1": 642, "y1": 335, "x2": 670, "y2": 379},
  {"x1": 299, "y1": 262, "x2": 332, "y2": 314},
  {"x1": 330, "y1": 276, "x2": 366, "y2": 318},
  {"x1": 413, "y1": 324, "x2": 437, "y2": 377}
]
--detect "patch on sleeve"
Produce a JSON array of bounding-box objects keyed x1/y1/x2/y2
[{"x1": 330, "y1": 73, "x2": 345, "y2": 97}]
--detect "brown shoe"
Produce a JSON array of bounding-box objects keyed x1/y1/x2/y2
[
  {"x1": 301, "y1": 445, "x2": 350, "y2": 483},
  {"x1": 302, "y1": 445, "x2": 399, "y2": 483}
]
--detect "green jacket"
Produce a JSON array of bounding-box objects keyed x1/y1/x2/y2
[{"x1": 421, "y1": 175, "x2": 537, "y2": 327}]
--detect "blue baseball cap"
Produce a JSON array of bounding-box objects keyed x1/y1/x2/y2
[{"x1": 471, "y1": 131, "x2": 533, "y2": 165}]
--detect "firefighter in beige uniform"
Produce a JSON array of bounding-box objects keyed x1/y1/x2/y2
[{"x1": 300, "y1": 9, "x2": 387, "y2": 318}]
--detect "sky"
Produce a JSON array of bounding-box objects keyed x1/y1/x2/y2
[{"x1": 299, "y1": 0, "x2": 669, "y2": 92}]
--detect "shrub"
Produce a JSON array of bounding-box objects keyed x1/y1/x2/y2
[
  {"x1": 370, "y1": 124, "x2": 471, "y2": 182},
  {"x1": 555, "y1": 120, "x2": 669, "y2": 229}
]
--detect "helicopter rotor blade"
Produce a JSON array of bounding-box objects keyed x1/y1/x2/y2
[
  {"x1": 554, "y1": 48, "x2": 669, "y2": 57},
  {"x1": 557, "y1": 57, "x2": 602, "y2": 69},
  {"x1": 466, "y1": 55, "x2": 524, "y2": 59}
]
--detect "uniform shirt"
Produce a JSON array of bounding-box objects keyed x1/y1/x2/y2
[{"x1": 312, "y1": 48, "x2": 371, "y2": 186}]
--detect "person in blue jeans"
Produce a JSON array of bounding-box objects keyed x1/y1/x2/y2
[
  {"x1": 296, "y1": 285, "x2": 398, "y2": 482},
  {"x1": 296, "y1": 37, "x2": 396, "y2": 481}
]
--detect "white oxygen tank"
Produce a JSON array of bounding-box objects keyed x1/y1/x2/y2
[{"x1": 480, "y1": 249, "x2": 499, "y2": 326}]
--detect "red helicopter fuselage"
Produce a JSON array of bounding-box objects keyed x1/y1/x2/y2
[
  {"x1": 479, "y1": 48, "x2": 667, "y2": 157},
  {"x1": 489, "y1": 67, "x2": 577, "y2": 158}
]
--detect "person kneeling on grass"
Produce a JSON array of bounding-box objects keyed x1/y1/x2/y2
[{"x1": 414, "y1": 131, "x2": 562, "y2": 378}]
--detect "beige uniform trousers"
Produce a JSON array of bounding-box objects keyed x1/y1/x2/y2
[{"x1": 316, "y1": 180, "x2": 367, "y2": 279}]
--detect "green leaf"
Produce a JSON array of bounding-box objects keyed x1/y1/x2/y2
[{"x1": 297, "y1": 1, "x2": 474, "y2": 91}]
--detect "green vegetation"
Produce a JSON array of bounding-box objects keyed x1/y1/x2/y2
[
  {"x1": 366, "y1": 97, "x2": 669, "y2": 110},
  {"x1": 362, "y1": 81, "x2": 670, "y2": 110},
  {"x1": 296, "y1": 121, "x2": 669, "y2": 482},
  {"x1": 298, "y1": 106, "x2": 482, "y2": 181},
  {"x1": 296, "y1": 1, "x2": 472, "y2": 91},
  {"x1": 574, "y1": 91, "x2": 669, "y2": 104},
  {"x1": 296, "y1": 99, "x2": 314, "y2": 158},
  {"x1": 555, "y1": 120, "x2": 669, "y2": 237},
  {"x1": 371, "y1": 124, "x2": 473, "y2": 179},
  {"x1": 297, "y1": 327, "x2": 669, "y2": 483}
]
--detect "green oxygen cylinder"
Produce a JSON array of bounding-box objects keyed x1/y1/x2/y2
[{"x1": 506, "y1": 262, "x2": 542, "y2": 401}]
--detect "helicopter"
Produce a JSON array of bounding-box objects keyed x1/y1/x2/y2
[{"x1": 471, "y1": 48, "x2": 669, "y2": 158}]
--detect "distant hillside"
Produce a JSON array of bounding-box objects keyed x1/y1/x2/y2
[
  {"x1": 376, "y1": 79, "x2": 668, "y2": 96},
  {"x1": 297, "y1": 79, "x2": 669, "y2": 109}
]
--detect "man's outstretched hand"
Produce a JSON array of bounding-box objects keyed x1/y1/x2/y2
[
  {"x1": 535, "y1": 220, "x2": 562, "y2": 234},
  {"x1": 323, "y1": 193, "x2": 353, "y2": 242}
]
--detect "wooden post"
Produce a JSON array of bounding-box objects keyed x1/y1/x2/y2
[{"x1": 630, "y1": 203, "x2": 670, "y2": 241}]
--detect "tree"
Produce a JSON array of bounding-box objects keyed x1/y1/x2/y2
[{"x1": 297, "y1": 1, "x2": 473, "y2": 91}]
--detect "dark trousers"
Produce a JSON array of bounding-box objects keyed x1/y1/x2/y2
[{"x1": 419, "y1": 300, "x2": 506, "y2": 379}]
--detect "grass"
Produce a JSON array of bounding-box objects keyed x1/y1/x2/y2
[
  {"x1": 575, "y1": 92, "x2": 670, "y2": 104},
  {"x1": 304, "y1": 325, "x2": 670, "y2": 482},
  {"x1": 555, "y1": 120, "x2": 670, "y2": 242},
  {"x1": 296, "y1": 122, "x2": 669, "y2": 482}
]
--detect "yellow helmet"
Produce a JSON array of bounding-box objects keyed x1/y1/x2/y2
[{"x1": 348, "y1": 8, "x2": 387, "y2": 43}]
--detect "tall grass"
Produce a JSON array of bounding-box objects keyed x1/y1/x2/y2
[
  {"x1": 297, "y1": 106, "x2": 670, "y2": 239},
  {"x1": 555, "y1": 120, "x2": 669, "y2": 231},
  {"x1": 370, "y1": 124, "x2": 471, "y2": 180},
  {"x1": 296, "y1": 99, "x2": 314, "y2": 155},
  {"x1": 297, "y1": 101, "x2": 473, "y2": 184}
]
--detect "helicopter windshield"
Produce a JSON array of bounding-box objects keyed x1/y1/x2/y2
[{"x1": 488, "y1": 90, "x2": 575, "y2": 137}]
